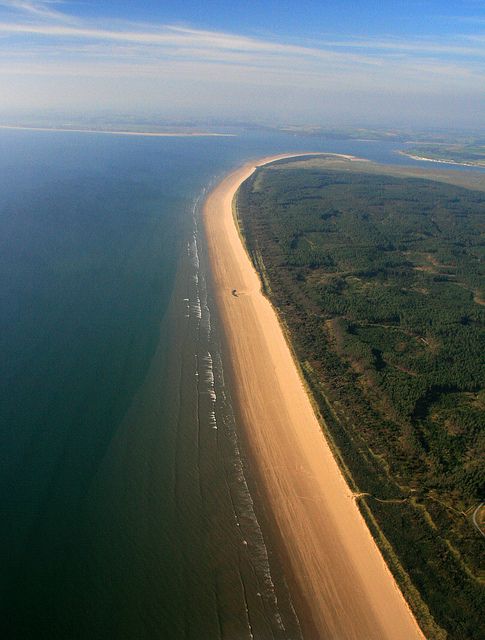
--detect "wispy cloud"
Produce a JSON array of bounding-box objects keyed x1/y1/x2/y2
[
  {"x1": 0, "y1": 1, "x2": 484, "y2": 125},
  {"x1": 0, "y1": 1, "x2": 70, "y2": 21},
  {"x1": 0, "y1": 19, "x2": 483, "y2": 68},
  {"x1": 319, "y1": 36, "x2": 485, "y2": 59}
]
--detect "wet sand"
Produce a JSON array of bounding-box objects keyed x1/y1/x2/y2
[{"x1": 203, "y1": 154, "x2": 425, "y2": 639}]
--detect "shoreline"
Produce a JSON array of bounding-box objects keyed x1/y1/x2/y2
[
  {"x1": 398, "y1": 149, "x2": 485, "y2": 168},
  {"x1": 0, "y1": 125, "x2": 235, "y2": 137},
  {"x1": 203, "y1": 153, "x2": 425, "y2": 639}
]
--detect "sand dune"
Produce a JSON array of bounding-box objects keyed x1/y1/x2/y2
[{"x1": 203, "y1": 154, "x2": 425, "y2": 639}]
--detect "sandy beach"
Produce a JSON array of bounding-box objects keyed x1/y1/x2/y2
[{"x1": 203, "y1": 154, "x2": 425, "y2": 639}]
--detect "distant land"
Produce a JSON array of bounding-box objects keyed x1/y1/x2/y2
[
  {"x1": 236, "y1": 155, "x2": 485, "y2": 640},
  {"x1": 269, "y1": 125, "x2": 485, "y2": 167},
  {"x1": 400, "y1": 143, "x2": 485, "y2": 168},
  {"x1": 275, "y1": 125, "x2": 410, "y2": 141},
  {"x1": 3, "y1": 119, "x2": 485, "y2": 155},
  {"x1": 0, "y1": 124, "x2": 235, "y2": 137},
  {"x1": 270, "y1": 124, "x2": 485, "y2": 144}
]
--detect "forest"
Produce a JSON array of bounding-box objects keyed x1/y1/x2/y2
[{"x1": 236, "y1": 158, "x2": 485, "y2": 640}]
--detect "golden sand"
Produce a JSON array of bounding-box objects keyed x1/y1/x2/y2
[{"x1": 203, "y1": 154, "x2": 425, "y2": 639}]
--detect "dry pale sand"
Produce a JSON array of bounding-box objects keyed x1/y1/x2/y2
[{"x1": 203, "y1": 154, "x2": 426, "y2": 640}]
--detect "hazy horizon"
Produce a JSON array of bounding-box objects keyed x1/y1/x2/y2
[{"x1": 0, "y1": 1, "x2": 484, "y2": 129}]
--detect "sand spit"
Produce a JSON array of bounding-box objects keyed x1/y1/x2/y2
[
  {"x1": 203, "y1": 153, "x2": 425, "y2": 639},
  {"x1": 0, "y1": 125, "x2": 235, "y2": 137},
  {"x1": 398, "y1": 149, "x2": 485, "y2": 168}
]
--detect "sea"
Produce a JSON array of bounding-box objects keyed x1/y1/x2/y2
[{"x1": 0, "y1": 128, "x2": 466, "y2": 639}]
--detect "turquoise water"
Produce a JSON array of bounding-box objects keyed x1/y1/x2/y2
[{"x1": 0, "y1": 129, "x2": 460, "y2": 638}]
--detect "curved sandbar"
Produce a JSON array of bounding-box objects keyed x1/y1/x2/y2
[{"x1": 203, "y1": 154, "x2": 425, "y2": 639}]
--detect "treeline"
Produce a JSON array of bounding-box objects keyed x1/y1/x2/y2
[{"x1": 236, "y1": 162, "x2": 485, "y2": 640}]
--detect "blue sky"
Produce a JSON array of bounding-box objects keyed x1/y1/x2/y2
[
  {"x1": 0, "y1": 1, "x2": 484, "y2": 127},
  {"x1": 67, "y1": 1, "x2": 482, "y2": 40}
]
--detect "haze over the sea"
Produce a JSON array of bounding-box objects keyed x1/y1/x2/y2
[{"x1": 0, "y1": 0, "x2": 484, "y2": 129}]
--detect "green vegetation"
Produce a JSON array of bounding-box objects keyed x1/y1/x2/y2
[
  {"x1": 276, "y1": 125, "x2": 409, "y2": 141},
  {"x1": 403, "y1": 143, "x2": 485, "y2": 167},
  {"x1": 236, "y1": 159, "x2": 485, "y2": 639}
]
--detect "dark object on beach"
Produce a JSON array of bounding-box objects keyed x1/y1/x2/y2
[{"x1": 231, "y1": 289, "x2": 238, "y2": 297}]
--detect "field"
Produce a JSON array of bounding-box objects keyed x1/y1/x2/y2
[{"x1": 236, "y1": 157, "x2": 485, "y2": 639}]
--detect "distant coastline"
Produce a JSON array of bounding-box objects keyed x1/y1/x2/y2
[
  {"x1": 398, "y1": 149, "x2": 485, "y2": 168},
  {"x1": 0, "y1": 125, "x2": 236, "y2": 137}
]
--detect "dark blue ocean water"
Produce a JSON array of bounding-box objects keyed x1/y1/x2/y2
[{"x1": 0, "y1": 129, "x2": 462, "y2": 639}]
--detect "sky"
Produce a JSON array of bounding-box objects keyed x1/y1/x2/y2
[{"x1": 0, "y1": 0, "x2": 484, "y2": 128}]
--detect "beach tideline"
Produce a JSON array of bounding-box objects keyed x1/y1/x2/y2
[{"x1": 203, "y1": 155, "x2": 425, "y2": 639}]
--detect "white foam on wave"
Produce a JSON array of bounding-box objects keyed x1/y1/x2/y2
[
  {"x1": 213, "y1": 354, "x2": 288, "y2": 633},
  {"x1": 192, "y1": 295, "x2": 202, "y2": 320},
  {"x1": 187, "y1": 185, "x2": 298, "y2": 636},
  {"x1": 195, "y1": 350, "x2": 217, "y2": 427},
  {"x1": 188, "y1": 232, "x2": 200, "y2": 270}
]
